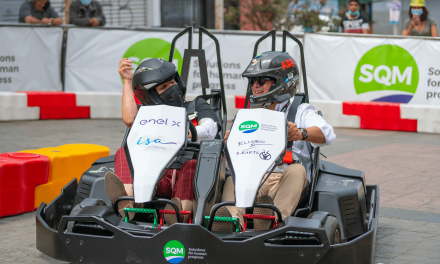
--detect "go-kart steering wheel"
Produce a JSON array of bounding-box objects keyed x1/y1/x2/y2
[{"x1": 188, "y1": 119, "x2": 198, "y2": 142}]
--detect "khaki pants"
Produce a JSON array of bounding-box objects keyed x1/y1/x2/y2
[{"x1": 221, "y1": 164, "x2": 308, "y2": 227}]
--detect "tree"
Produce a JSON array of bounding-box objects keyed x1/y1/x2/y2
[
  {"x1": 224, "y1": 0, "x2": 291, "y2": 31},
  {"x1": 225, "y1": 0, "x2": 336, "y2": 32}
]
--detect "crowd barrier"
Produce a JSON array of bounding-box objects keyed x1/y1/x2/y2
[
  {"x1": 305, "y1": 33, "x2": 440, "y2": 107},
  {"x1": 0, "y1": 144, "x2": 109, "y2": 218},
  {"x1": 0, "y1": 23, "x2": 303, "y2": 96},
  {"x1": 2, "y1": 91, "x2": 439, "y2": 133},
  {"x1": 1, "y1": 24, "x2": 439, "y2": 133}
]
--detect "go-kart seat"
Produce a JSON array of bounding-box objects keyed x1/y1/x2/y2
[
  {"x1": 295, "y1": 179, "x2": 309, "y2": 212},
  {"x1": 208, "y1": 88, "x2": 224, "y2": 139}
]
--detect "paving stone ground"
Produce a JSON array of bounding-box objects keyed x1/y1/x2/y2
[{"x1": 1, "y1": 120, "x2": 440, "y2": 263}]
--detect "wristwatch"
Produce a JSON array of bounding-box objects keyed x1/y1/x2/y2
[{"x1": 300, "y1": 128, "x2": 308, "y2": 140}]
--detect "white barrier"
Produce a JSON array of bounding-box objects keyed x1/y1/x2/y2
[
  {"x1": 310, "y1": 100, "x2": 360, "y2": 128},
  {"x1": 0, "y1": 27, "x2": 63, "y2": 92},
  {"x1": 0, "y1": 92, "x2": 39, "y2": 121},
  {"x1": 305, "y1": 33, "x2": 440, "y2": 106},
  {"x1": 401, "y1": 104, "x2": 440, "y2": 133},
  {"x1": 64, "y1": 28, "x2": 302, "y2": 96},
  {"x1": 74, "y1": 92, "x2": 122, "y2": 119}
]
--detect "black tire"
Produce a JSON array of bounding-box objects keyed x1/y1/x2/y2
[{"x1": 322, "y1": 216, "x2": 341, "y2": 245}]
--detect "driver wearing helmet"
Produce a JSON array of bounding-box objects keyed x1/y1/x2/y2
[
  {"x1": 216, "y1": 51, "x2": 336, "y2": 232},
  {"x1": 105, "y1": 58, "x2": 220, "y2": 225}
]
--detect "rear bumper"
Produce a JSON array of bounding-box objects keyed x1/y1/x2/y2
[{"x1": 36, "y1": 181, "x2": 379, "y2": 264}]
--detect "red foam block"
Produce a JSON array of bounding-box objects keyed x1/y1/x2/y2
[
  {"x1": 0, "y1": 153, "x2": 50, "y2": 218},
  {"x1": 235, "y1": 95, "x2": 246, "y2": 109},
  {"x1": 343, "y1": 101, "x2": 417, "y2": 132},
  {"x1": 39, "y1": 106, "x2": 90, "y2": 119},
  {"x1": 17, "y1": 91, "x2": 90, "y2": 119},
  {"x1": 18, "y1": 91, "x2": 77, "y2": 107},
  {"x1": 343, "y1": 101, "x2": 402, "y2": 118}
]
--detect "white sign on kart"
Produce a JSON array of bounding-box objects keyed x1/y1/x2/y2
[
  {"x1": 227, "y1": 108, "x2": 286, "y2": 208},
  {"x1": 126, "y1": 105, "x2": 186, "y2": 203}
]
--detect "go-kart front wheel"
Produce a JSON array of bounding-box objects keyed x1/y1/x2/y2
[{"x1": 322, "y1": 216, "x2": 341, "y2": 245}]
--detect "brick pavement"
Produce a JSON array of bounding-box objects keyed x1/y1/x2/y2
[{"x1": 0, "y1": 121, "x2": 439, "y2": 263}]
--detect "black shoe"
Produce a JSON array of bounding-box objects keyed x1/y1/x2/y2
[
  {"x1": 211, "y1": 206, "x2": 235, "y2": 232},
  {"x1": 104, "y1": 171, "x2": 134, "y2": 221},
  {"x1": 253, "y1": 195, "x2": 275, "y2": 231}
]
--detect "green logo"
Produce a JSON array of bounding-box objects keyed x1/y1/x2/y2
[
  {"x1": 354, "y1": 45, "x2": 419, "y2": 103},
  {"x1": 239, "y1": 121, "x2": 259, "y2": 133},
  {"x1": 122, "y1": 38, "x2": 183, "y2": 77},
  {"x1": 163, "y1": 240, "x2": 185, "y2": 263}
]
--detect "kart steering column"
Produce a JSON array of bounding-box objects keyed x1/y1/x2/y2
[{"x1": 188, "y1": 118, "x2": 197, "y2": 142}]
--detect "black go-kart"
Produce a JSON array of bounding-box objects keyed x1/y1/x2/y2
[{"x1": 36, "y1": 28, "x2": 379, "y2": 264}]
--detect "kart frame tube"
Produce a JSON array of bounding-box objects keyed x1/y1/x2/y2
[{"x1": 168, "y1": 26, "x2": 227, "y2": 138}]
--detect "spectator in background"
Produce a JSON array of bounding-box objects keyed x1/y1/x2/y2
[
  {"x1": 69, "y1": 0, "x2": 106, "y2": 27},
  {"x1": 339, "y1": 0, "x2": 369, "y2": 34},
  {"x1": 19, "y1": 0, "x2": 63, "y2": 25},
  {"x1": 402, "y1": 0, "x2": 438, "y2": 37}
]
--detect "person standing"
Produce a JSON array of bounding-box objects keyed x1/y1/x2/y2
[
  {"x1": 69, "y1": 0, "x2": 106, "y2": 27},
  {"x1": 402, "y1": 0, "x2": 438, "y2": 37},
  {"x1": 339, "y1": 0, "x2": 370, "y2": 34},
  {"x1": 18, "y1": 0, "x2": 63, "y2": 25}
]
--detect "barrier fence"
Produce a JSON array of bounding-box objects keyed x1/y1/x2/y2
[
  {"x1": 1, "y1": 24, "x2": 439, "y2": 133},
  {"x1": 0, "y1": 23, "x2": 303, "y2": 96},
  {"x1": 305, "y1": 33, "x2": 440, "y2": 106}
]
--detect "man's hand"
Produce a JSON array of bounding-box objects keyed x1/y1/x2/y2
[
  {"x1": 287, "y1": 122, "x2": 302, "y2": 141},
  {"x1": 90, "y1": 18, "x2": 100, "y2": 27},
  {"x1": 118, "y1": 58, "x2": 133, "y2": 81},
  {"x1": 224, "y1": 130, "x2": 230, "y2": 142},
  {"x1": 41, "y1": 18, "x2": 52, "y2": 24}
]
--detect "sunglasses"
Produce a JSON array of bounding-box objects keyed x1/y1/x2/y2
[{"x1": 249, "y1": 77, "x2": 274, "y2": 86}]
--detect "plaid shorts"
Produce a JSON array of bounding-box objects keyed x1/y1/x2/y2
[{"x1": 114, "y1": 147, "x2": 197, "y2": 201}]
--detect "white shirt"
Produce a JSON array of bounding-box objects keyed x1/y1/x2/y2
[
  {"x1": 273, "y1": 101, "x2": 336, "y2": 181},
  {"x1": 195, "y1": 118, "x2": 218, "y2": 142}
]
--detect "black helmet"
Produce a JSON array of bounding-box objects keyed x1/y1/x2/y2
[
  {"x1": 132, "y1": 58, "x2": 186, "y2": 106},
  {"x1": 242, "y1": 51, "x2": 300, "y2": 105}
]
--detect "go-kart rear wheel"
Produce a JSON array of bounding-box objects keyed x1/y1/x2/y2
[{"x1": 322, "y1": 216, "x2": 341, "y2": 245}]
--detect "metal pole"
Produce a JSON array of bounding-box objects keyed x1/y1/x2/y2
[
  {"x1": 146, "y1": 0, "x2": 161, "y2": 27},
  {"x1": 64, "y1": 0, "x2": 71, "y2": 24},
  {"x1": 215, "y1": 0, "x2": 224, "y2": 30}
]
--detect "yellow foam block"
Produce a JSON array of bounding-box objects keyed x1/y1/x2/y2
[{"x1": 20, "y1": 144, "x2": 109, "y2": 208}]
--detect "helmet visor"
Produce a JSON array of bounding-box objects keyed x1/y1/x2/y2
[{"x1": 248, "y1": 77, "x2": 276, "y2": 86}]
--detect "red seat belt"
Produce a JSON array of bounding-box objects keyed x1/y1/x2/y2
[
  {"x1": 191, "y1": 118, "x2": 197, "y2": 127},
  {"x1": 283, "y1": 151, "x2": 293, "y2": 164}
]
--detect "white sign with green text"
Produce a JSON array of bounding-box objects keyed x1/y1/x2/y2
[{"x1": 305, "y1": 33, "x2": 440, "y2": 105}]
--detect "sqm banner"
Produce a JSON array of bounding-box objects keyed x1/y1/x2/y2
[
  {"x1": 0, "y1": 27, "x2": 63, "y2": 91},
  {"x1": 64, "y1": 28, "x2": 302, "y2": 95},
  {"x1": 305, "y1": 33, "x2": 440, "y2": 105}
]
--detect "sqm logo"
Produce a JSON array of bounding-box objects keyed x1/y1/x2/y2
[
  {"x1": 358, "y1": 65, "x2": 413, "y2": 86},
  {"x1": 163, "y1": 240, "x2": 185, "y2": 264},
  {"x1": 239, "y1": 121, "x2": 259, "y2": 134},
  {"x1": 354, "y1": 44, "x2": 419, "y2": 103}
]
